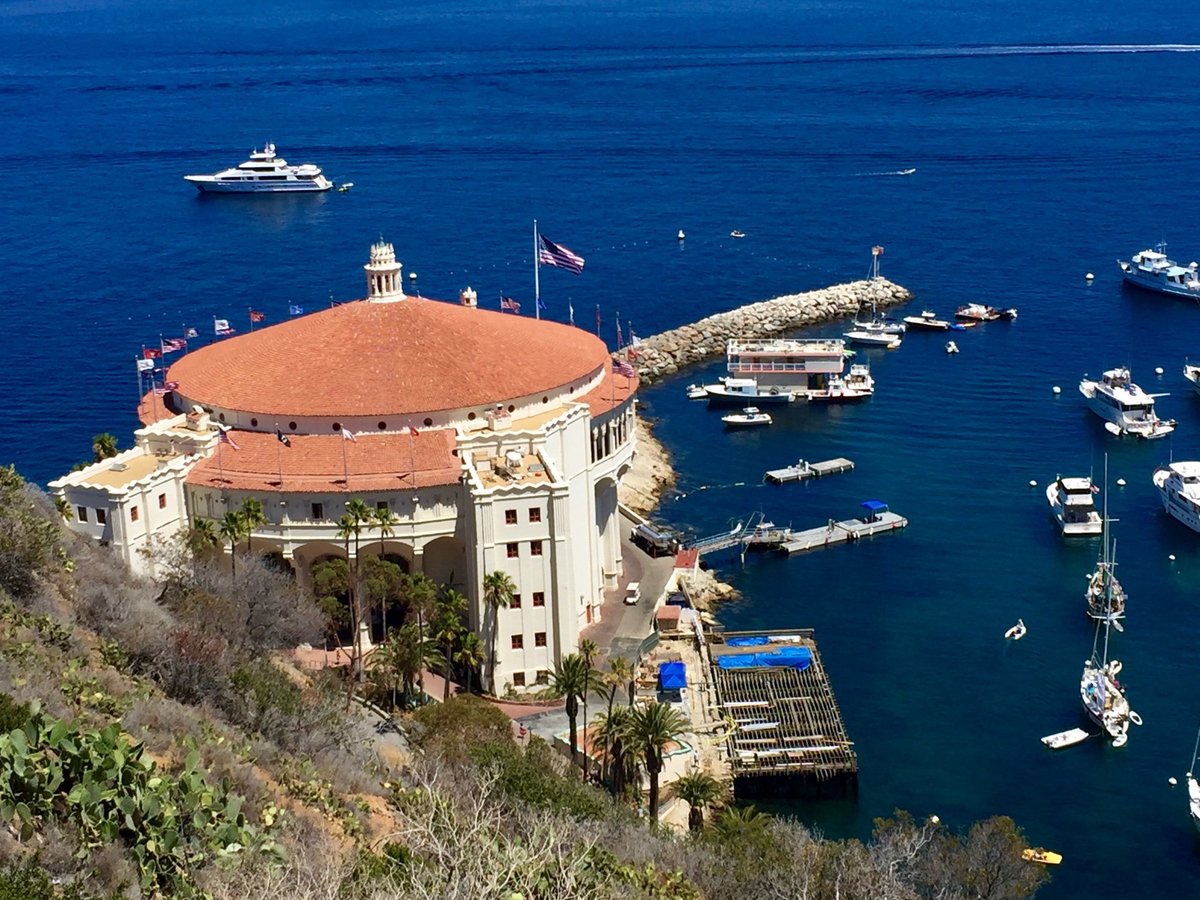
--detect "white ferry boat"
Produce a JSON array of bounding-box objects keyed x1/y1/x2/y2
[
  {"x1": 1152, "y1": 461, "x2": 1200, "y2": 534},
  {"x1": 1117, "y1": 243, "x2": 1200, "y2": 299},
  {"x1": 706, "y1": 338, "x2": 851, "y2": 403},
  {"x1": 184, "y1": 144, "x2": 333, "y2": 193},
  {"x1": 1078, "y1": 367, "x2": 1175, "y2": 439},
  {"x1": 1045, "y1": 475, "x2": 1102, "y2": 536}
]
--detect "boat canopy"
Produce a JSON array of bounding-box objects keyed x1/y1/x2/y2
[{"x1": 861, "y1": 500, "x2": 889, "y2": 512}]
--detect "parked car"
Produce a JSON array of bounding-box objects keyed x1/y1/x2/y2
[{"x1": 623, "y1": 582, "x2": 641, "y2": 605}]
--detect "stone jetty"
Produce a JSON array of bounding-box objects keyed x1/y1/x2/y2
[{"x1": 625, "y1": 277, "x2": 911, "y2": 385}]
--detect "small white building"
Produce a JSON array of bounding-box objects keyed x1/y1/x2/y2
[{"x1": 51, "y1": 241, "x2": 639, "y2": 693}]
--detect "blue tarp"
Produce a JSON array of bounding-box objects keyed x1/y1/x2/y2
[
  {"x1": 861, "y1": 499, "x2": 888, "y2": 512},
  {"x1": 726, "y1": 636, "x2": 771, "y2": 647},
  {"x1": 716, "y1": 647, "x2": 813, "y2": 671},
  {"x1": 659, "y1": 661, "x2": 688, "y2": 690}
]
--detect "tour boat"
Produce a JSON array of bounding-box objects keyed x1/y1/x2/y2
[
  {"x1": 903, "y1": 311, "x2": 951, "y2": 330},
  {"x1": 713, "y1": 338, "x2": 853, "y2": 402},
  {"x1": 1004, "y1": 619, "x2": 1026, "y2": 640},
  {"x1": 1185, "y1": 362, "x2": 1200, "y2": 396},
  {"x1": 945, "y1": 341, "x2": 958, "y2": 354},
  {"x1": 1041, "y1": 728, "x2": 1089, "y2": 750},
  {"x1": 807, "y1": 364, "x2": 874, "y2": 402},
  {"x1": 1078, "y1": 367, "x2": 1175, "y2": 439},
  {"x1": 955, "y1": 302, "x2": 1017, "y2": 322},
  {"x1": 704, "y1": 377, "x2": 794, "y2": 405},
  {"x1": 1022, "y1": 848, "x2": 1063, "y2": 865},
  {"x1": 1152, "y1": 461, "x2": 1200, "y2": 534},
  {"x1": 721, "y1": 407, "x2": 772, "y2": 428},
  {"x1": 1117, "y1": 243, "x2": 1200, "y2": 299},
  {"x1": 184, "y1": 144, "x2": 333, "y2": 193},
  {"x1": 1045, "y1": 475, "x2": 1102, "y2": 536}
]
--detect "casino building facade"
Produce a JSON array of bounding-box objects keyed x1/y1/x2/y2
[{"x1": 50, "y1": 241, "x2": 638, "y2": 692}]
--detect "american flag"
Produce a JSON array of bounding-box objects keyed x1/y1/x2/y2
[
  {"x1": 872, "y1": 245, "x2": 885, "y2": 257},
  {"x1": 612, "y1": 358, "x2": 636, "y2": 378},
  {"x1": 538, "y1": 235, "x2": 585, "y2": 274},
  {"x1": 500, "y1": 295, "x2": 521, "y2": 314},
  {"x1": 161, "y1": 337, "x2": 187, "y2": 353},
  {"x1": 217, "y1": 428, "x2": 240, "y2": 450},
  {"x1": 249, "y1": 309, "x2": 265, "y2": 323},
  {"x1": 153, "y1": 380, "x2": 180, "y2": 396}
]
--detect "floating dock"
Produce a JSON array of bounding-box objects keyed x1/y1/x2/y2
[
  {"x1": 765, "y1": 457, "x2": 855, "y2": 484},
  {"x1": 707, "y1": 628, "x2": 857, "y2": 797},
  {"x1": 780, "y1": 501, "x2": 907, "y2": 554}
]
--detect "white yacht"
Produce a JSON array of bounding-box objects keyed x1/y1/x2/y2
[
  {"x1": 1078, "y1": 367, "x2": 1175, "y2": 439},
  {"x1": 1185, "y1": 362, "x2": 1200, "y2": 396},
  {"x1": 721, "y1": 407, "x2": 772, "y2": 428},
  {"x1": 1152, "y1": 461, "x2": 1200, "y2": 534},
  {"x1": 1046, "y1": 475, "x2": 1102, "y2": 536},
  {"x1": 184, "y1": 144, "x2": 333, "y2": 193},
  {"x1": 1117, "y1": 243, "x2": 1200, "y2": 299},
  {"x1": 844, "y1": 329, "x2": 902, "y2": 349}
]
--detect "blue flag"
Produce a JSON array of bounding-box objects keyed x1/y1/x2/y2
[{"x1": 289, "y1": 304, "x2": 304, "y2": 316}]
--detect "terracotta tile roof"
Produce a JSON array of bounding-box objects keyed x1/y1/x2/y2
[
  {"x1": 185, "y1": 428, "x2": 461, "y2": 494},
  {"x1": 137, "y1": 389, "x2": 182, "y2": 426},
  {"x1": 167, "y1": 298, "x2": 610, "y2": 419},
  {"x1": 580, "y1": 365, "x2": 638, "y2": 417}
]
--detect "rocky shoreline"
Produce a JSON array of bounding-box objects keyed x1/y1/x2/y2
[{"x1": 626, "y1": 277, "x2": 911, "y2": 385}]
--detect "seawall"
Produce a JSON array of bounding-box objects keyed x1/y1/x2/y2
[{"x1": 626, "y1": 278, "x2": 912, "y2": 385}]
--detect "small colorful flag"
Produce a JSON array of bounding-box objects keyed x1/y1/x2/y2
[
  {"x1": 289, "y1": 304, "x2": 304, "y2": 316},
  {"x1": 136, "y1": 358, "x2": 154, "y2": 372},
  {"x1": 276, "y1": 430, "x2": 291, "y2": 447},
  {"x1": 408, "y1": 426, "x2": 419, "y2": 438},
  {"x1": 340, "y1": 428, "x2": 357, "y2": 443},
  {"x1": 160, "y1": 337, "x2": 187, "y2": 353},
  {"x1": 538, "y1": 235, "x2": 585, "y2": 274},
  {"x1": 537, "y1": 297, "x2": 547, "y2": 312},
  {"x1": 500, "y1": 295, "x2": 521, "y2": 314},
  {"x1": 613, "y1": 358, "x2": 636, "y2": 378},
  {"x1": 153, "y1": 380, "x2": 179, "y2": 396},
  {"x1": 184, "y1": 327, "x2": 199, "y2": 339},
  {"x1": 214, "y1": 319, "x2": 234, "y2": 336},
  {"x1": 627, "y1": 347, "x2": 643, "y2": 360},
  {"x1": 615, "y1": 316, "x2": 624, "y2": 350},
  {"x1": 142, "y1": 347, "x2": 162, "y2": 360},
  {"x1": 872, "y1": 245, "x2": 885, "y2": 257},
  {"x1": 249, "y1": 309, "x2": 265, "y2": 323},
  {"x1": 217, "y1": 428, "x2": 240, "y2": 450}
]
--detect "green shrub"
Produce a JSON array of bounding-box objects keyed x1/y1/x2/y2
[
  {"x1": 472, "y1": 738, "x2": 613, "y2": 821},
  {"x1": 0, "y1": 691, "x2": 29, "y2": 733},
  {"x1": 0, "y1": 856, "x2": 87, "y2": 900}
]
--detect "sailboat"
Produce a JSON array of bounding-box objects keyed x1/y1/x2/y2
[
  {"x1": 1188, "y1": 728, "x2": 1200, "y2": 834},
  {"x1": 1080, "y1": 457, "x2": 1141, "y2": 747},
  {"x1": 1085, "y1": 480, "x2": 1126, "y2": 629}
]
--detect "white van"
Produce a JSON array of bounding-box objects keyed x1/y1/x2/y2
[{"x1": 623, "y1": 582, "x2": 641, "y2": 605}]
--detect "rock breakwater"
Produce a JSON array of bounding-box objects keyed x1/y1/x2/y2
[{"x1": 626, "y1": 278, "x2": 911, "y2": 385}]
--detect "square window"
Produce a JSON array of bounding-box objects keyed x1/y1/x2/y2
[
  {"x1": 376, "y1": 501, "x2": 389, "y2": 512},
  {"x1": 532, "y1": 592, "x2": 545, "y2": 607},
  {"x1": 535, "y1": 632, "x2": 547, "y2": 647},
  {"x1": 511, "y1": 634, "x2": 524, "y2": 650},
  {"x1": 510, "y1": 594, "x2": 522, "y2": 609},
  {"x1": 535, "y1": 669, "x2": 549, "y2": 685},
  {"x1": 506, "y1": 542, "x2": 519, "y2": 558},
  {"x1": 512, "y1": 672, "x2": 526, "y2": 687},
  {"x1": 529, "y1": 508, "x2": 542, "y2": 523},
  {"x1": 76, "y1": 506, "x2": 88, "y2": 522},
  {"x1": 505, "y1": 509, "x2": 518, "y2": 525},
  {"x1": 158, "y1": 493, "x2": 167, "y2": 509},
  {"x1": 311, "y1": 502, "x2": 324, "y2": 520},
  {"x1": 530, "y1": 541, "x2": 543, "y2": 556},
  {"x1": 130, "y1": 505, "x2": 139, "y2": 522},
  {"x1": 96, "y1": 508, "x2": 107, "y2": 525}
]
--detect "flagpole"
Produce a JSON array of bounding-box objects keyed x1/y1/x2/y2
[
  {"x1": 275, "y1": 422, "x2": 284, "y2": 490},
  {"x1": 595, "y1": 305, "x2": 601, "y2": 339},
  {"x1": 248, "y1": 308, "x2": 254, "y2": 333},
  {"x1": 533, "y1": 219, "x2": 541, "y2": 321},
  {"x1": 341, "y1": 436, "x2": 349, "y2": 485}
]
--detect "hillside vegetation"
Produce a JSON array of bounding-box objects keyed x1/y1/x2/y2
[{"x1": 0, "y1": 465, "x2": 1049, "y2": 898}]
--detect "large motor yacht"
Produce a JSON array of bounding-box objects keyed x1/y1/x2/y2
[
  {"x1": 1152, "y1": 461, "x2": 1200, "y2": 534},
  {"x1": 1045, "y1": 475, "x2": 1102, "y2": 536},
  {"x1": 184, "y1": 144, "x2": 333, "y2": 193},
  {"x1": 1117, "y1": 243, "x2": 1200, "y2": 299},
  {"x1": 1078, "y1": 367, "x2": 1175, "y2": 439}
]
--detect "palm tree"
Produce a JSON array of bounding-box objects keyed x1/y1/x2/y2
[
  {"x1": 481, "y1": 570, "x2": 516, "y2": 692},
  {"x1": 375, "y1": 622, "x2": 443, "y2": 709},
  {"x1": 218, "y1": 510, "x2": 247, "y2": 577},
  {"x1": 453, "y1": 632, "x2": 486, "y2": 695},
  {"x1": 53, "y1": 496, "x2": 74, "y2": 522},
  {"x1": 551, "y1": 653, "x2": 592, "y2": 773},
  {"x1": 187, "y1": 518, "x2": 221, "y2": 560},
  {"x1": 601, "y1": 656, "x2": 636, "y2": 779},
  {"x1": 369, "y1": 506, "x2": 399, "y2": 633},
  {"x1": 337, "y1": 499, "x2": 374, "y2": 679},
  {"x1": 434, "y1": 588, "x2": 467, "y2": 701},
  {"x1": 237, "y1": 497, "x2": 267, "y2": 556},
  {"x1": 592, "y1": 706, "x2": 637, "y2": 799},
  {"x1": 91, "y1": 433, "x2": 118, "y2": 462},
  {"x1": 669, "y1": 771, "x2": 725, "y2": 834},
  {"x1": 400, "y1": 573, "x2": 439, "y2": 695},
  {"x1": 711, "y1": 804, "x2": 772, "y2": 843},
  {"x1": 630, "y1": 701, "x2": 691, "y2": 820},
  {"x1": 578, "y1": 638, "x2": 600, "y2": 782}
]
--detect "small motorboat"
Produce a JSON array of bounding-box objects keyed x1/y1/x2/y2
[
  {"x1": 903, "y1": 311, "x2": 951, "y2": 330},
  {"x1": 844, "y1": 329, "x2": 902, "y2": 349},
  {"x1": 945, "y1": 341, "x2": 959, "y2": 354},
  {"x1": 956, "y1": 303, "x2": 1018, "y2": 322},
  {"x1": 1041, "y1": 727, "x2": 1089, "y2": 750},
  {"x1": 721, "y1": 406, "x2": 772, "y2": 428},
  {"x1": 677, "y1": 229, "x2": 686, "y2": 241},
  {"x1": 730, "y1": 230, "x2": 746, "y2": 239},
  {"x1": 1004, "y1": 618, "x2": 1026, "y2": 640},
  {"x1": 686, "y1": 384, "x2": 708, "y2": 400},
  {"x1": 337, "y1": 181, "x2": 354, "y2": 192},
  {"x1": 1021, "y1": 848, "x2": 1063, "y2": 866},
  {"x1": 898, "y1": 168, "x2": 916, "y2": 175}
]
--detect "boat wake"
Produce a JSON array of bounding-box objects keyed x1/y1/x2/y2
[{"x1": 852, "y1": 168, "x2": 917, "y2": 177}]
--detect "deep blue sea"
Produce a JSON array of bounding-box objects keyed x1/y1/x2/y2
[{"x1": 3, "y1": 1, "x2": 1200, "y2": 894}]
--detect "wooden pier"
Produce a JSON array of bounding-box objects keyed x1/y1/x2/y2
[
  {"x1": 780, "y1": 502, "x2": 907, "y2": 554},
  {"x1": 707, "y1": 628, "x2": 857, "y2": 797},
  {"x1": 765, "y1": 457, "x2": 855, "y2": 484}
]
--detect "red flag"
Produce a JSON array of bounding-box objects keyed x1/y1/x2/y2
[
  {"x1": 409, "y1": 426, "x2": 419, "y2": 438},
  {"x1": 142, "y1": 347, "x2": 162, "y2": 359},
  {"x1": 249, "y1": 310, "x2": 265, "y2": 323}
]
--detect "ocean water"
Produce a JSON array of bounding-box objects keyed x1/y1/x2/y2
[{"x1": 2, "y1": 1, "x2": 1200, "y2": 893}]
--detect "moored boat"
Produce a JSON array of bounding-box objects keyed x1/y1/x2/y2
[
  {"x1": 704, "y1": 377, "x2": 793, "y2": 405},
  {"x1": 1185, "y1": 362, "x2": 1200, "y2": 395},
  {"x1": 1004, "y1": 618, "x2": 1027, "y2": 640},
  {"x1": 717, "y1": 338, "x2": 856, "y2": 401},
  {"x1": 845, "y1": 329, "x2": 902, "y2": 349},
  {"x1": 721, "y1": 406, "x2": 772, "y2": 428},
  {"x1": 1041, "y1": 728, "x2": 1089, "y2": 750},
  {"x1": 945, "y1": 341, "x2": 958, "y2": 354},
  {"x1": 686, "y1": 384, "x2": 709, "y2": 400},
  {"x1": 1046, "y1": 475, "x2": 1102, "y2": 536},
  {"x1": 1022, "y1": 848, "x2": 1063, "y2": 865},
  {"x1": 1117, "y1": 242, "x2": 1200, "y2": 299},
  {"x1": 184, "y1": 143, "x2": 333, "y2": 193},
  {"x1": 1188, "y1": 728, "x2": 1200, "y2": 835},
  {"x1": 956, "y1": 302, "x2": 1017, "y2": 322},
  {"x1": 1152, "y1": 461, "x2": 1200, "y2": 534},
  {"x1": 808, "y1": 363, "x2": 874, "y2": 402},
  {"x1": 1079, "y1": 367, "x2": 1175, "y2": 439},
  {"x1": 903, "y1": 311, "x2": 951, "y2": 330}
]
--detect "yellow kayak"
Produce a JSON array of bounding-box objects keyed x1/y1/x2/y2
[{"x1": 1022, "y1": 847, "x2": 1063, "y2": 865}]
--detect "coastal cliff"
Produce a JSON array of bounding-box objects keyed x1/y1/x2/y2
[{"x1": 627, "y1": 277, "x2": 911, "y2": 385}]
